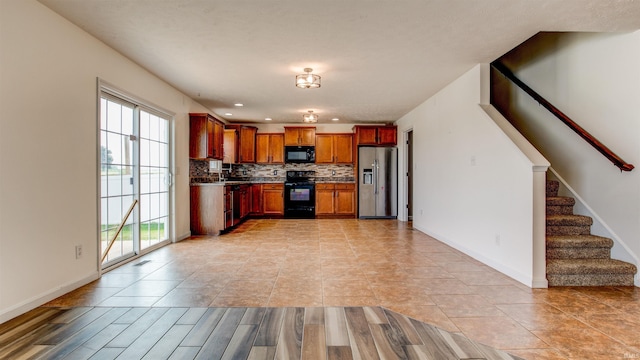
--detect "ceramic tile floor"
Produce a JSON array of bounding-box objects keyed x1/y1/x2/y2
[{"x1": 44, "y1": 219, "x2": 640, "y2": 359}]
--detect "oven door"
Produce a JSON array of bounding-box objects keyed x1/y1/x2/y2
[{"x1": 284, "y1": 182, "x2": 315, "y2": 217}]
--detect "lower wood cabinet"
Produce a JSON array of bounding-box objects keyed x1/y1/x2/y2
[
  {"x1": 190, "y1": 184, "x2": 251, "y2": 235},
  {"x1": 315, "y1": 183, "x2": 355, "y2": 216},
  {"x1": 250, "y1": 184, "x2": 263, "y2": 215},
  {"x1": 262, "y1": 183, "x2": 284, "y2": 215}
]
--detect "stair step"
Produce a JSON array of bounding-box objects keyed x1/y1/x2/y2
[
  {"x1": 547, "y1": 259, "x2": 637, "y2": 286},
  {"x1": 547, "y1": 235, "x2": 613, "y2": 260},
  {"x1": 547, "y1": 235, "x2": 613, "y2": 248},
  {"x1": 546, "y1": 180, "x2": 559, "y2": 197},
  {"x1": 546, "y1": 196, "x2": 576, "y2": 215},
  {"x1": 546, "y1": 214, "x2": 592, "y2": 235}
]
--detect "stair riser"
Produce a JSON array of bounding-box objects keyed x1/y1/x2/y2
[
  {"x1": 546, "y1": 225, "x2": 591, "y2": 236},
  {"x1": 547, "y1": 274, "x2": 635, "y2": 287},
  {"x1": 546, "y1": 206, "x2": 574, "y2": 215},
  {"x1": 547, "y1": 248, "x2": 611, "y2": 260},
  {"x1": 546, "y1": 181, "x2": 559, "y2": 198}
]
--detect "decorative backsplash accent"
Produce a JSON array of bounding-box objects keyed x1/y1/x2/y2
[{"x1": 190, "y1": 159, "x2": 354, "y2": 183}]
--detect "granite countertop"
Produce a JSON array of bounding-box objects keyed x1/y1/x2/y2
[{"x1": 190, "y1": 176, "x2": 355, "y2": 185}]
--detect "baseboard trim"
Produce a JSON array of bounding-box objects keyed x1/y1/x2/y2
[{"x1": 0, "y1": 272, "x2": 100, "y2": 324}]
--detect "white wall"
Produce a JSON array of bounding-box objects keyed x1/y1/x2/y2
[
  {"x1": 497, "y1": 32, "x2": 640, "y2": 283},
  {"x1": 0, "y1": 0, "x2": 209, "y2": 322},
  {"x1": 396, "y1": 65, "x2": 547, "y2": 286}
]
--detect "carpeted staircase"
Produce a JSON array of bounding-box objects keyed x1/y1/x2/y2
[{"x1": 546, "y1": 180, "x2": 637, "y2": 286}]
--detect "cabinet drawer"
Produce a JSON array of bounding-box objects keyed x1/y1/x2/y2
[
  {"x1": 263, "y1": 183, "x2": 283, "y2": 190},
  {"x1": 316, "y1": 183, "x2": 335, "y2": 190},
  {"x1": 335, "y1": 183, "x2": 355, "y2": 190}
]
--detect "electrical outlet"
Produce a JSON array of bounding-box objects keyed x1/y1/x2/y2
[
  {"x1": 495, "y1": 235, "x2": 501, "y2": 246},
  {"x1": 332, "y1": 170, "x2": 336, "y2": 176},
  {"x1": 75, "y1": 245, "x2": 83, "y2": 259},
  {"x1": 273, "y1": 170, "x2": 277, "y2": 176}
]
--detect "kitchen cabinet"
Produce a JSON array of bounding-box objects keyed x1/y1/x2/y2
[
  {"x1": 189, "y1": 113, "x2": 224, "y2": 159},
  {"x1": 250, "y1": 184, "x2": 263, "y2": 215},
  {"x1": 262, "y1": 183, "x2": 284, "y2": 215},
  {"x1": 315, "y1": 183, "x2": 355, "y2": 216},
  {"x1": 256, "y1": 133, "x2": 284, "y2": 164},
  {"x1": 315, "y1": 134, "x2": 353, "y2": 164},
  {"x1": 223, "y1": 125, "x2": 257, "y2": 163},
  {"x1": 284, "y1": 127, "x2": 316, "y2": 146},
  {"x1": 353, "y1": 125, "x2": 397, "y2": 146},
  {"x1": 190, "y1": 183, "x2": 251, "y2": 235}
]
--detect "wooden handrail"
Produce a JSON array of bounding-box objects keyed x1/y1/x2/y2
[
  {"x1": 492, "y1": 61, "x2": 634, "y2": 172},
  {"x1": 101, "y1": 199, "x2": 138, "y2": 263}
]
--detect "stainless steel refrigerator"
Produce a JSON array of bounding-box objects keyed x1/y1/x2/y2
[{"x1": 358, "y1": 146, "x2": 398, "y2": 218}]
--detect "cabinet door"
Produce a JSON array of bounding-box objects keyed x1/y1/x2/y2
[
  {"x1": 206, "y1": 117, "x2": 215, "y2": 158},
  {"x1": 314, "y1": 134, "x2": 334, "y2": 164},
  {"x1": 299, "y1": 128, "x2": 316, "y2": 146},
  {"x1": 269, "y1": 134, "x2": 284, "y2": 163},
  {"x1": 335, "y1": 187, "x2": 355, "y2": 215},
  {"x1": 223, "y1": 129, "x2": 237, "y2": 163},
  {"x1": 263, "y1": 184, "x2": 284, "y2": 215},
  {"x1": 251, "y1": 184, "x2": 263, "y2": 215},
  {"x1": 255, "y1": 134, "x2": 270, "y2": 164},
  {"x1": 239, "y1": 126, "x2": 257, "y2": 163},
  {"x1": 284, "y1": 128, "x2": 300, "y2": 145},
  {"x1": 315, "y1": 187, "x2": 335, "y2": 215},
  {"x1": 213, "y1": 119, "x2": 224, "y2": 160},
  {"x1": 334, "y1": 134, "x2": 353, "y2": 163},
  {"x1": 355, "y1": 127, "x2": 378, "y2": 145},
  {"x1": 189, "y1": 114, "x2": 211, "y2": 159},
  {"x1": 240, "y1": 187, "x2": 250, "y2": 219},
  {"x1": 377, "y1": 127, "x2": 397, "y2": 145}
]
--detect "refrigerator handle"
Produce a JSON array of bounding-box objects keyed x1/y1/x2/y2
[{"x1": 373, "y1": 159, "x2": 379, "y2": 194}]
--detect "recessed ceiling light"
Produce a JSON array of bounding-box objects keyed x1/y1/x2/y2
[
  {"x1": 332, "y1": 118, "x2": 339, "y2": 121},
  {"x1": 225, "y1": 113, "x2": 233, "y2": 116},
  {"x1": 234, "y1": 103, "x2": 243, "y2": 107},
  {"x1": 265, "y1": 118, "x2": 272, "y2": 121}
]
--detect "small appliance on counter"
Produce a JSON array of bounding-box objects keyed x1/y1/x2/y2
[
  {"x1": 358, "y1": 147, "x2": 398, "y2": 218},
  {"x1": 284, "y1": 170, "x2": 316, "y2": 218}
]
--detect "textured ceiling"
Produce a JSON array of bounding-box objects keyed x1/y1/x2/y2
[{"x1": 38, "y1": 0, "x2": 640, "y2": 124}]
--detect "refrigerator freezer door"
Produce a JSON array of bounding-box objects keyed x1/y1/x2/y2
[{"x1": 358, "y1": 147, "x2": 376, "y2": 218}]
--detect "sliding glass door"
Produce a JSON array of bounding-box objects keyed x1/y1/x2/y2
[{"x1": 99, "y1": 90, "x2": 171, "y2": 268}]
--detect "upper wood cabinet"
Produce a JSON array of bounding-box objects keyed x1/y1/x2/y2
[
  {"x1": 284, "y1": 127, "x2": 316, "y2": 146},
  {"x1": 223, "y1": 125, "x2": 257, "y2": 163},
  {"x1": 189, "y1": 113, "x2": 224, "y2": 159},
  {"x1": 315, "y1": 134, "x2": 353, "y2": 164},
  {"x1": 353, "y1": 125, "x2": 397, "y2": 146},
  {"x1": 256, "y1": 133, "x2": 284, "y2": 164}
]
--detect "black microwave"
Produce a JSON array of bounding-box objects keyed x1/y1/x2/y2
[{"x1": 285, "y1": 146, "x2": 315, "y2": 163}]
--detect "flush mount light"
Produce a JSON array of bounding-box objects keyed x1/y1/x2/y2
[
  {"x1": 224, "y1": 113, "x2": 233, "y2": 116},
  {"x1": 265, "y1": 118, "x2": 272, "y2": 121},
  {"x1": 296, "y1": 68, "x2": 321, "y2": 89},
  {"x1": 332, "y1": 118, "x2": 339, "y2": 121},
  {"x1": 303, "y1": 110, "x2": 318, "y2": 123},
  {"x1": 234, "y1": 103, "x2": 244, "y2": 107}
]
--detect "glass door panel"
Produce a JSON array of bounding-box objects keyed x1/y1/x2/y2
[
  {"x1": 139, "y1": 109, "x2": 170, "y2": 250},
  {"x1": 100, "y1": 96, "x2": 137, "y2": 265}
]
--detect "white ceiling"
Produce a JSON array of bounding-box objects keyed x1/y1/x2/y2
[{"x1": 39, "y1": 0, "x2": 640, "y2": 124}]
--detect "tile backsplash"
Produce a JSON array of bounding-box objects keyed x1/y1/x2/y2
[{"x1": 190, "y1": 159, "x2": 355, "y2": 183}]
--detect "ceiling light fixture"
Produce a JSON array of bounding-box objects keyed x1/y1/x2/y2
[
  {"x1": 234, "y1": 103, "x2": 243, "y2": 107},
  {"x1": 224, "y1": 113, "x2": 232, "y2": 116},
  {"x1": 296, "y1": 68, "x2": 321, "y2": 89},
  {"x1": 265, "y1": 118, "x2": 272, "y2": 121},
  {"x1": 303, "y1": 110, "x2": 318, "y2": 123},
  {"x1": 332, "y1": 118, "x2": 339, "y2": 121}
]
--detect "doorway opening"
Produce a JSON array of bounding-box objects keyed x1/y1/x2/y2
[{"x1": 406, "y1": 129, "x2": 413, "y2": 221}]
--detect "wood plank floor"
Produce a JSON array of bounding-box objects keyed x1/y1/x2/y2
[{"x1": 0, "y1": 306, "x2": 523, "y2": 360}]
